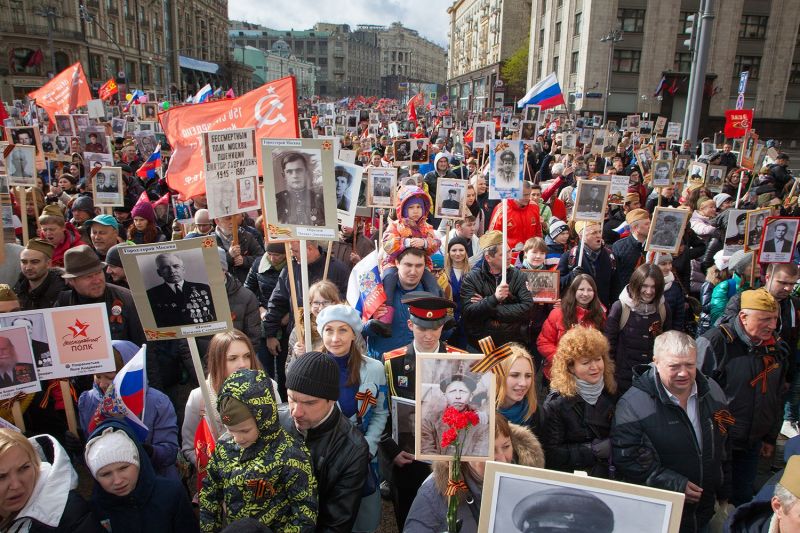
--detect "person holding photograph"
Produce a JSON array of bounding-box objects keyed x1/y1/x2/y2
[
  {"x1": 604, "y1": 263, "x2": 671, "y2": 394},
  {"x1": 557, "y1": 221, "x2": 620, "y2": 309},
  {"x1": 538, "y1": 274, "x2": 607, "y2": 381},
  {"x1": 405, "y1": 414, "x2": 544, "y2": 533},
  {"x1": 316, "y1": 304, "x2": 387, "y2": 533},
  {"x1": 542, "y1": 327, "x2": 617, "y2": 478},
  {"x1": 611, "y1": 208, "x2": 650, "y2": 287},
  {"x1": 612, "y1": 332, "x2": 731, "y2": 531}
]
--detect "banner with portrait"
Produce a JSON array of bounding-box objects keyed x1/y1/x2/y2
[
  {"x1": 92, "y1": 166, "x2": 124, "y2": 207},
  {"x1": 203, "y1": 128, "x2": 259, "y2": 219},
  {"x1": 488, "y1": 140, "x2": 524, "y2": 200}
]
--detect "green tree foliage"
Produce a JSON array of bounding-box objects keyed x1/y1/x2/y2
[{"x1": 501, "y1": 39, "x2": 530, "y2": 99}]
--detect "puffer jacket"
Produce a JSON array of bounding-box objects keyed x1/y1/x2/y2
[
  {"x1": 381, "y1": 185, "x2": 439, "y2": 271},
  {"x1": 537, "y1": 306, "x2": 605, "y2": 379},
  {"x1": 605, "y1": 287, "x2": 671, "y2": 394},
  {"x1": 200, "y1": 369, "x2": 317, "y2": 532},
  {"x1": 541, "y1": 389, "x2": 616, "y2": 477},
  {"x1": 460, "y1": 261, "x2": 533, "y2": 347},
  {"x1": 487, "y1": 199, "x2": 543, "y2": 250},
  {"x1": 280, "y1": 405, "x2": 370, "y2": 533},
  {"x1": 612, "y1": 365, "x2": 731, "y2": 533},
  {"x1": 244, "y1": 253, "x2": 285, "y2": 309},
  {"x1": 404, "y1": 423, "x2": 545, "y2": 533},
  {"x1": 710, "y1": 275, "x2": 748, "y2": 325}
]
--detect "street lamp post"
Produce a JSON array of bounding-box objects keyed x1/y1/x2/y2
[
  {"x1": 79, "y1": 4, "x2": 127, "y2": 90},
  {"x1": 600, "y1": 29, "x2": 623, "y2": 125}
]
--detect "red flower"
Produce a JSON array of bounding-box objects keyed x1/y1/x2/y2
[
  {"x1": 442, "y1": 406, "x2": 464, "y2": 429},
  {"x1": 465, "y1": 409, "x2": 479, "y2": 427},
  {"x1": 441, "y1": 428, "x2": 458, "y2": 448}
]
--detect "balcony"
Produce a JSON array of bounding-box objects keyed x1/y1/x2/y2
[
  {"x1": 85, "y1": 0, "x2": 99, "y2": 7},
  {"x1": 0, "y1": 20, "x2": 85, "y2": 41}
]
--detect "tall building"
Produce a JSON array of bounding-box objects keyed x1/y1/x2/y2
[
  {"x1": 373, "y1": 22, "x2": 448, "y2": 100},
  {"x1": 231, "y1": 43, "x2": 317, "y2": 97},
  {"x1": 527, "y1": 0, "x2": 800, "y2": 135},
  {"x1": 446, "y1": 0, "x2": 532, "y2": 112},
  {"x1": 0, "y1": 0, "x2": 233, "y2": 102},
  {"x1": 229, "y1": 21, "x2": 381, "y2": 98}
]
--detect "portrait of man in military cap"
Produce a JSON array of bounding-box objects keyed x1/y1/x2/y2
[
  {"x1": 646, "y1": 207, "x2": 690, "y2": 255},
  {"x1": 273, "y1": 149, "x2": 326, "y2": 227}
]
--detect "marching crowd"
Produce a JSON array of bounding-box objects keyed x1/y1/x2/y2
[{"x1": 0, "y1": 100, "x2": 799, "y2": 533}]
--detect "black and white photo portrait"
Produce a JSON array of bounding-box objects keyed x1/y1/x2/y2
[
  {"x1": 411, "y1": 139, "x2": 429, "y2": 163},
  {"x1": 745, "y1": 209, "x2": 769, "y2": 251},
  {"x1": 489, "y1": 141, "x2": 524, "y2": 200},
  {"x1": 646, "y1": 207, "x2": 690, "y2": 254},
  {"x1": 0, "y1": 314, "x2": 50, "y2": 369},
  {"x1": 237, "y1": 177, "x2": 258, "y2": 208},
  {"x1": 520, "y1": 121, "x2": 537, "y2": 141},
  {"x1": 55, "y1": 114, "x2": 75, "y2": 136},
  {"x1": 273, "y1": 149, "x2": 326, "y2": 226},
  {"x1": 142, "y1": 251, "x2": 217, "y2": 328},
  {"x1": 524, "y1": 105, "x2": 541, "y2": 123},
  {"x1": 391, "y1": 396, "x2": 416, "y2": 455},
  {"x1": 394, "y1": 140, "x2": 411, "y2": 162},
  {"x1": 335, "y1": 164, "x2": 355, "y2": 212},
  {"x1": 705, "y1": 165, "x2": 726, "y2": 191},
  {"x1": 651, "y1": 160, "x2": 673, "y2": 188},
  {"x1": 573, "y1": 180, "x2": 611, "y2": 223},
  {"x1": 724, "y1": 209, "x2": 749, "y2": 255},
  {"x1": 111, "y1": 118, "x2": 127, "y2": 138},
  {"x1": 93, "y1": 167, "x2": 123, "y2": 207},
  {"x1": 760, "y1": 218, "x2": 800, "y2": 263},
  {"x1": 6, "y1": 145, "x2": 36, "y2": 185},
  {"x1": 435, "y1": 178, "x2": 468, "y2": 219},
  {"x1": 54, "y1": 135, "x2": 70, "y2": 155},
  {"x1": 72, "y1": 114, "x2": 90, "y2": 131}
]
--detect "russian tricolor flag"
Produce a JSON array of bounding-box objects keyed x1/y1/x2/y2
[
  {"x1": 113, "y1": 345, "x2": 148, "y2": 441},
  {"x1": 136, "y1": 144, "x2": 162, "y2": 180},
  {"x1": 517, "y1": 73, "x2": 566, "y2": 110},
  {"x1": 346, "y1": 249, "x2": 387, "y2": 320},
  {"x1": 193, "y1": 83, "x2": 212, "y2": 104}
]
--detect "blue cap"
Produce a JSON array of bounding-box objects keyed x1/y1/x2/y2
[{"x1": 85, "y1": 214, "x2": 119, "y2": 230}]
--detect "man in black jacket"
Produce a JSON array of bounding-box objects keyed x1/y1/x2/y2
[
  {"x1": 14, "y1": 238, "x2": 65, "y2": 310},
  {"x1": 611, "y1": 208, "x2": 650, "y2": 287},
  {"x1": 282, "y1": 351, "x2": 369, "y2": 533},
  {"x1": 612, "y1": 331, "x2": 731, "y2": 532},
  {"x1": 557, "y1": 221, "x2": 620, "y2": 308},
  {"x1": 460, "y1": 231, "x2": 533, "y2": 348}
]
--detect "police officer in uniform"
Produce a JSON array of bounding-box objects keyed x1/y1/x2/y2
[
  {"x1": 146, "y1": 253, "x2": 217, "y2": 328},
  {"x1": 380, "y1": 291, "x2": 465, "y2": 531},
  {"x1": 275, "y1": 151, "x2": 326, "y2": 227}
]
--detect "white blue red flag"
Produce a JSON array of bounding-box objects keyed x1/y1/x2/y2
[
  {"x1": 193, "y1": 83, "x2": 212, "y2": 104},
  {"x1": 346, "y1": 250, "x2": 387, "y2": 320},
  {"x1": 136, "y1": 144, "x2": 162, "y2": 180},
  {"x1": 517, "y1": 73, "x2": 566, "y2": 110}
]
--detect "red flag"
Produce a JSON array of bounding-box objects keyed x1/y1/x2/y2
[
  {"x1": 407, "y1": 99, "x2": 417, "y2": 123},
  {"x1": 0, "y1": 101, "x2": 8, "y2": 123},
  {"x1": 724, "y1": 109, "x2": 753, "y2": 139},
  {"x1": 28, "y1": 62, "x2": 91, "y2": 124},
  {"x1": 99, "y1": 78, "x2": 118, "y2": 101},
  {"x1": 26, "y1": 49, "x2": 44, "y2": 68},
  {"x1": 194, "y1": 417, "x2": 216, "y2": 492},
  {"x1": 159, "y1": 77, "x2": 299, "y2": 200}
]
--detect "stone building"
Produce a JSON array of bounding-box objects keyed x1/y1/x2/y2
[
  {"x1": 373, "y1": 22, "x2": 447, "y2": 100},
  {"x1": 232, "y1": 42, "x2": 317, "y2": 97}
]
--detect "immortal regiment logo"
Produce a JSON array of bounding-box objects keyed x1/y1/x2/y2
[{"x1": 62, "y1": 318, "x2": 102, "y2": 351}]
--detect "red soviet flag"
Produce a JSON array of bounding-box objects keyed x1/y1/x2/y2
[
  {"x1": 98, "y1": 78, "x2": 118, "y2": 101},
  {"x1": 194, "y1": 416, "x2": 216, "y2": 492},
  {"x1": 160, "y1": 77, "x2": 299, "y2": 200},
  {"x1": 28, "y1": 62, "x2": 91, "y2": 123},
  {"x1": 724, "y1": 109, "x2": 753, "y2": 139}
]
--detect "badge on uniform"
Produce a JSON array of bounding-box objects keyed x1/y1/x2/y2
[{"x1": 398, "y1": 376, "x2": 409, "y2": 388}]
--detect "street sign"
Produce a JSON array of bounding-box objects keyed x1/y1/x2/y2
[
  {"x1": 738, "y1": 71, "x2": 749, "y2": 94},
  {"x1": 736, "y1": 93, "x2": 745, "y2": 110}
]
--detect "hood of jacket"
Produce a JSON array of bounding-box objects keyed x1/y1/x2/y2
[
  {"x1": 396, "y1": 185, "x2": 432, "y2": 217},
  {"x1": 87, "y1": 419, "x2": 157, "y2": 510},
  {"x1": 619, "y1": 285, "x2": 664, "y2": 316},
  {"x1": 111, "y1": 339, "x2": 140, "y2": 365},
  {"x1": 431, "y1": 422, "x2": 544, "y2": 496},
  {"x1": 10, "y1": 434, "x2": 78, "y2": 529},
  {"x1": 433, "y1": 152, "x2": 450, "y2": 173},
  {"x1": 217, "y1": 369, "x2": 280, "y2": 455}
]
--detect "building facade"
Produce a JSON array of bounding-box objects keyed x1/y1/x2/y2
[
  {"x1": 230, "y1": 21, "x2": 381, "y2": 98},
  {"x1": 231, "y1": 43, "x2": 317, "y2": 97},
  {"x1": 446, "y1": 0, "x2": 532, "y2": 112},
  {"x1": 0, "y1": 0, "x2": 233, "y2": 102},
  {"x1": 526, "y1": 0, "x2": 800, "y2": 130},
  {"x1": 373, "y1": 22, "x2": 447, "y2": 100}
]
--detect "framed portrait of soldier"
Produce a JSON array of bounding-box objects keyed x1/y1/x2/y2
[
  {"x1": 262, "y1": 138, "x2": 337, "y2": 242},
  {"x1": 489, "y1": 140, "x2": 523, "y2": 200},
  {"x1": 110, "y1": 118, "x2": 127, "y2": 138},
  {"x1": 474, "y1": 124, "x2": 486, "y2": 149},
  {"x1": 673, "y1": 155, "x2": 690, "y2": 181},
  {"x1": 759, "y1": 217, "x2": 800, "y2": 264},
  {"x1": 519, "y1": 121, "x2": 537, "y2": 141},
  {"x1": 335, "y1": 160, "x2": 362, "y2": 227},
  {"x1": 391, "y1": 396, "x2": 417, "y2": 455},
  {"x1": 626, "y1": 114, "x2": 641, "y2": 132},
  {"x1": 415, "y1": 353, "x2": 495, "y2": 461},
  {"x1": 6, "y1": 145, "x2": 36, "y2": 186},
  {"x1": 744, "y1": 208, "x2": 770, "y2": 252},
  {"x1": 367, "y1": 166, "x2": 397, "y2": 208},
  {"x1": 639, "y1": 120, "x2": 653, "y2": 136},
  {"x1": 654, "y1": 116, "x2": 668, "y2": 136},
  {"x1": 651, "y1": 160, "x2": 673, "y2": 188},
  {"x1": 134, "y1": 132, "x2": 158, "y2": 160},
  {"x1": 92, "y1": 167, "x2": 123, "y2": 207},
  {"x1": 688, "y1": 161, "x2": 707, "y2": 187},
  {"x1": 523, "y1": 105, "x2": 541, "y2": 123},
  {"x1": 142, "y1": 103, "x2": 158, "y2": 120},
  {"x1": 72, "y1": 114, "x2": 90, "y2": 131},
  {"x1": 394, "y1": 139, "x2": 412, "y2": 164},
  {"x1": 137, "y1": 121, "x2": 155, "y2": 133},
  {"x1": 645, "y1": 207, "x2": 690, "y2": 255},
  {"x1": 410, "y1": 138, "x2": 429, "y2": 163},
  {"x1": 83, "y1": 129, "x2": 109, "y2": 154},
  {"x1": 705, "y1": 165, "x2": 726, "y2": 193},
  {"x1": 0, "y1": 325, "x2": 41, "y2": 399},
  {"x1": 608, "y1": 175, "x2": 630, "y2": 205},
  {"x1": 573, "y1": 180, "x2": 611, "y2": 223},
  {"x1": 636, "y1": 147, "x2": 654, "y2": 178},
  {"x1": 521, "y1": 270, "x2": 559, "y2": 303},
  {"x1": 478, "y1": 462, "x2": 684, "y2": 533},
  {"x1": 54, "y1": 114, "x2": 75, "y2": 136},
  {"x1": 561, "y1": 132, "x2": 578, "y2": 155},
  {"x1": 723, "y1": 209, "x2": 749, "y2": 256},
  {"x1": 119, "y1": 238, "x2": 232, "y2": 340},
  {"x1": 435, "y1": 178, "x2": 468, "y2": 220},
  {"x1": 442, "y1": 115, "x2": 454, "y2": 129}
]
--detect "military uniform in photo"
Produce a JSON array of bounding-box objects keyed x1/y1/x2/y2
[
  {"x1": 441, "y1": 191, "x2": 460, "y2": 211},
  {"x1": 0, "y1": 363, "x2": 36, "y2": 387},
  {"x1": 146, "y1": 280, "x2": 217, "y2": 328},
  {"x1": 275, "y1": 189, "x2": 326, "y2": 226}
]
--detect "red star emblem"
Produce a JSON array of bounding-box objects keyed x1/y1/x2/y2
[{"x1": 68, "y1": 319, "x2": 89, "y2": 338}]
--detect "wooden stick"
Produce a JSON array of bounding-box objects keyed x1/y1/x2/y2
[
  {"x1": 501, "y1": 200, "x2": 508, "y2": 285},
  {"x1": 17, "y1": 187, "x2": 29, "y2": 246},
  {"x1": 735, "y1": 171, "x2": 746, "y2": 208},
  {"x1": 577, "y1": 225, "x2": 587, "y2": 268},
  {"x1": 352, "y1": 219, "x2": 359, "y2": 253},
  {"x1": 298, "y1": 241, "x2": 313, "y2": 351},
  {"x1": 59, "y1": 380, "x2": 78, "y2": 435},
  {"x1": 284, "y1": 242, "x2": 302, "y2": 336},
  {"x1": 11, "y1": 401, "x2": 25, "y2": 433},
  {"x1": 323, "y1": 241, "x2": 332, "y2": 282},
  {"x1": 187, "y1": 337, "x2": 220, "y2": 439},
  {"x1": 232, "y1": 215, "x2": 240, "y2": 247}
]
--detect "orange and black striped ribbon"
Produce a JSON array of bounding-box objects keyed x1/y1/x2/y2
[
  {"x1": 749, "y1": 355, "x2": 779, "y2": 394},
  {"x1": 471, "y1": 336, "x2": 514, "y2": 376},
  {"x1": 355, "y1": 389, "x2": 377, "y2": 418},
  {"x1": 445, "y1": 479, "x2": 468, "y2": 496},
  {"x1": 713, "y1": 409, "x2": 736, "y2": 435}
]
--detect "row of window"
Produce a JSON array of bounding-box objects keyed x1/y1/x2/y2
[{"x1": 87, "y1": 52, "x2": 164, "y2": 86}]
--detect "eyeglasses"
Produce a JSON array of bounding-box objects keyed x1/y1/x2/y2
[{"x1": 310, "y1": 300, "x2": 333, "y2": 308}]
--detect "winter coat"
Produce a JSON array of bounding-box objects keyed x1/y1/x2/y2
[
  {"x1": 663, "y1": 274, "x2": 686, "y2": 333},
  {"x1": 88, "y1": 421, "x2": 198, "y2": 533},
  {"x1": 200, "y1": 369, "x2": 317, "y2": 532},
  {"x1": 612, "y1": 365, "x2": 732, "y2": 532},
  {"x1": 281, "y1": 405, "x2": 370, "y2": 533},
  {"x1": 487, "y1": 199, "x2": 543, "y2": 250},
  {"x1": 690, "y1": 211, "x2": 717, "y2": 239},
  {"x1": 541, "y1": 389, "x2": 616, "y2": 477},
  {"x1": 215, "y1": 227, "x2": 265, "y2": 284},
  {"x1": 611, "y1": 235, "x2": 646, "y2": 287},
  {"x1": 3, "y1": 434, "x2": 101, "y2": 533},
  {"x1": 537, "y1": 306, "x2": 604, "y2": 379},
  {"x1": 14, "y1": 269, "x2": 66, "y2": 310},
  {"x1": 673, "y1": 230, "x2": 706, "y2": 292},
  {"x1": 605, "y1": 288, "x2": 671, "y2": 394},
  {"x1": 381, "y1": 186, "x2": 440, "y2": 271},
  {"x1": 723, "y1": 499, "x2": 775, "y2": 533},
  {"x1": 557, "y1": 245, "x2": 620, "y2": 309},
  {"x1": 50, "y1": 222, "x2": 85, "y2": 268},
  {"x1": 404, "y1": 423, "x2": 545, "y2": 533},
  {"x1": 696, "y1": 319, "x2": 787, "y2": 449},
  {"x1": 224, "y1": 272, "x2": 262, "y2": 349},
  {"x1": 544, "y1": 235, "x2": 566, "y2": 269},
  {"x1": 244, "y1": 253, "x2": 285, "y2": 309},
  {"x1": 710, "y1": 275, "x2": 747, "y2": 325},
  {"x1": 330, "y1": 232, "x2": 376, "y2": 276},
  {"x1": 460, "y1": 261, "x2": 533, "y2": 347}
]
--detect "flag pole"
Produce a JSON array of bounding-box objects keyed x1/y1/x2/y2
[
  {"x1": 502, "y1": 199, "x2": 508, "y2": 285},
  {"x1": 59, "y1": 380, "x2": 78, "y2": 435},
  {"x1": 187, "y1": 337, "x2": 220, "y2": 438}
]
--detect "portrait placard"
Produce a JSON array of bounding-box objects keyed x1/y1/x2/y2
[
  {"x1": 478, "y1": 462, "x2": 684, "y2": 533},
  {"x1": 488, "y1": 139, "x2": 523, "y2": 200},
  {"x1": 118, "y1": 238, "x2": 233, "y2": 340},
  {"x1": 572, "y1": 180, "x2": 611, "y2": 223},
  {"x1": 688, "y1": 161, "x2": 707, "y2": 187},
  {"x1": 442, "y1": 115, "x2": 454, "y2": 129},
  {"x1": 0, "y1": 326, "x2": 41, "y2": 399},
  {"x1": 608, "y1": 175, "x2": 630, "y2": 205},
  {"x1": 410, "y1": 138, "x2": 429, "y2": 163},
  {"x1": 334, "y1": 160, "x2": 362, "y2": 227},
  {"x1": 86, "y1": 99, "x2": 105, "y2": 120},
  {"x1": 415, "y1": 353, "x2": 495, "y2": 461},
  {"x1": 705, "y1": 165, "x2": 726, "y2": 193},
  {"x1": 520, "y1": 270, "x2": 559, "y2": 303},
  {"x1": 639, "y1": 120, "x2": 653, "y2": 137},
  {"x1": 673, "y1": 155, "x2": 690, "y2": 182},
  {"x1": 645, "y1": 207, "x2": 690, "y2": 254},
  {"x1": 367, "y1": 167, "x2": 398, "y2": 208},
  {"x1": 435, "y1": 178, "x2": 468, "y2": 220},
  {"x1": 636, "y1": 147, "x2": 654, "y2": 178},
  {"x1": 519, "y1": 121, "x2": 537, "y2": 141},
  {"x1": 626, "y1": 114, "x2": 641, "y2": 132},
  {"x1": 133, "y1": 131, "x2": 158, "y2": 160},
  {"x1": 651, "y1": 160, "x2": 673, "y2": 188},
  {"x1": 523, "y1": 105, "x2": 541, "y2": 123},
  {"x1": 561, "y1": 132, "x2": 578, "y2": 155},
  {"x1": 723, "y1": 209, "x2": 749, "y2": 256},
  {"x1": 83, "y1": 127, "x2": 110, "y2": 154},
  {"x1": 262, "y1": 138, "x2": 337, "y2": 242},
  {"x1": 203, "y1": 128, "x2": 259, "y2": 219},
  {"x1": 666, "y1": 122, "x2": 681, "y2": 139},
  {"x1": 740, "y1": 130, "x2": 759, "y2": 170},
  {"x1": 391, "y1": 396, "x2": 416, "y2": 455},
  {"x1": 92, "y1": 166, "x2": 124, "y2": 207},
  {"x1": 654, "y1": 116, "x2": 668, "y2": 135},
  {"x1": 54, "y1": 114, "x2": 75, "y2": 136},
  {"x1": 111, "y1": 118, "x2": 127, "y2": 138},
  {"x1": 394, "y1": 139, "x2": 412, "y2": 164},
  {"x1": 6, "y1": 145, "x2": 36, "y2": 186},
  {"x1": 744, "y1": 207, "x2": 770, "y2": 252},
  {"x1": 759, "y1": 217, "x2": 800, "y2": 264},
  {"x1": 71, "y1": 114, "x2": 90, "y2": 131}
]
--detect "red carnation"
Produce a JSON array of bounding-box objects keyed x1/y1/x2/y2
[
  {"x1": 465, "y1": 409, "x2": 479, "y2": 427},
  {"x1": 441, "y1": 428, "x2": 458, "y2": 449}
]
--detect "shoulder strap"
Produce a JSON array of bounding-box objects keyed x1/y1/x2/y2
[
  {"x1": 658, "y1": 302, "x2": 666, "y2": 324},
  {"x1": 619, "y1": 304, "x2": 631, "y2": 330}
]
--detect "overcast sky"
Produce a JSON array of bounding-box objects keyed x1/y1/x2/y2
[{"x1": 228, "y1": 0, "x2": 452, "y2": 48}]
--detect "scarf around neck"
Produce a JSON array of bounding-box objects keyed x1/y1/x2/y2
[
  {"x1": 619, "y1": 285, "x2": 659, "y2": 316},
  {"x1": 576, "y1": 378, "x2": 604, "y2": 405}
]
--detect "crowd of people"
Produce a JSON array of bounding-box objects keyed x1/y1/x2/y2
[{"x1": 0, "y1": 95, "x2": 799, "y2": 533}]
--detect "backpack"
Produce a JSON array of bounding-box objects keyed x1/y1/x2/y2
[{"x1": 619, "y1": 301, "x2": 667, "y2": 330}]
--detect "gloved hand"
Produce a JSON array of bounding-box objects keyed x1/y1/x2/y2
[{"x1": 591, "y1": 438, "x2": 611, "y2": 460}]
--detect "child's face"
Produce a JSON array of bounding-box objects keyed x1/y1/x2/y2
[
  {"x1": 226, "y1": 417, "x2": 259, "y2": 449},
  {"x1": 94, "y1": 371, "x2": 117, "y2": 393},
  {"x1": 133, "y1": 216, "x2": 148, "y2": 231},
  {"x1": 525, "y1": 249, "x2": 546, "y2": 267},
  {"x1": 406, "y1": 203, "x2": 424, "y2": 221},
  {"x1": 555, "y1": 231, "x2": 570, "y2": 245}
]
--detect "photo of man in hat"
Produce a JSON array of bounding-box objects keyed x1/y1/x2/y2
[
  {"x1": 145, "y1": 252, "x2": 217, "y2": 328},
  {"x1": 575, "y1": 182, "x2": 606, "y2": 220},
  {"x1": 494, "y1": 150, "x2": 518, "y2": 188},
  {"x1": 84, "y1": 132, "x2": 105, "y2": 153},
  {"x1": 335, "y1": 165, "x2": 354, "y2": 211},
  {"x1": 440, "y1": 189, "x2": 461, "y2": 214},
  {"x1": 650, "y1": 213, "x2": 682, "y2": 248},
  {"x1": 412, "y1": 139, "x2": 428, "y2": 162}
]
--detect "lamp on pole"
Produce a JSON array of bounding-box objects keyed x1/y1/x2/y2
[
  {"x1": 79, "y1": 4, "x2": 127, "y2": 90},
  {"x1": 600, "y1": 28, "x2": 623, "y2": 125}
]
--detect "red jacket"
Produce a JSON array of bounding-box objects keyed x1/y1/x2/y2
[
  {"x1": 488, "y1": 200, "x2": 542, "y2": 250},
  {"x1": 50, "y1": 222, "x2": 85, "y2": 267},
  {"x1": 537, "y1": 306, "x2": 604, "y2": 379}
]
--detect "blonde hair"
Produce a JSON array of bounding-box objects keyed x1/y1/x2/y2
[
  {"x1": 0, "y1": 429, "x2": 40, "y2": 523},
  {"x1": 495, "y1": 344, "x2": 537, "y2": 421},
  {"x1": 550, "y1": 327, "x2": 616, "y2": 397}
]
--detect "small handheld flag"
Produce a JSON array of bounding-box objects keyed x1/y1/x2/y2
[{"x1": 136, "y1": 144, "x2": 162, "y2": 180}]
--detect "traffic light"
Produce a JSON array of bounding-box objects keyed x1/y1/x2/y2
[{"x1": 683, "y1": 14, "x2": 698, "y2": 51}]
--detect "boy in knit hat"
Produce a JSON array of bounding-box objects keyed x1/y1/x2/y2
[{"x1": 200, "y1": 369, "x2": 317, "y2": 532}]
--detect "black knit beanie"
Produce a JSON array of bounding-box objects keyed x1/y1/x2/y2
[{"x1": 285, "y1": 351, "x2": 339, "y2": 401}]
